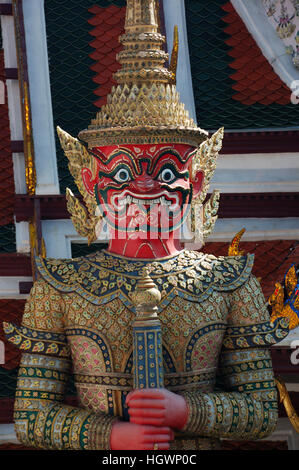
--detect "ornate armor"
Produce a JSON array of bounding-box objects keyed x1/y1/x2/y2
[{"x1": 4, "y1": 250, "x2": 289, "y2": 449}]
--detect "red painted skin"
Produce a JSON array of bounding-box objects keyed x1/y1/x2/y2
[
  {"x1": 83, "y1": 143, "x2": 204, "y2": 259},
  {"x1": 82, "y1": 143, "x2": 204, "y2": 450}
]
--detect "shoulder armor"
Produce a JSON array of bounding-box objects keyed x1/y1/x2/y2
[
  {"x1": 35, "y1": 251, "x2": 254, "y2": 309},
  {"x1": 3, "y1": 322, "x2": 70, "y2": 357}
]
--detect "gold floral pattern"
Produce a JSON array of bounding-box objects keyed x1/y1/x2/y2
[{"x1": 6, "y1": 249, "x2": 288, "y2": 449}]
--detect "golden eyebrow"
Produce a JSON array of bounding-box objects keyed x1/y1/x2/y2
[{"x1": 108, "y1": 148, "x2": 140, "y2": 173}]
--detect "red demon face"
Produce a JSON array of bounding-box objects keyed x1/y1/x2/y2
[{"x1": 82, "y1": 143, "x2": 204, "y2": 239}]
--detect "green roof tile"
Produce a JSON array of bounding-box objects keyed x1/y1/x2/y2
[
  {"x1": 0, "y1": 367, "x2": 18, "y2": 398},
  {"x1": 0, "y1": 224, "x2": 16, "y2": 253},
  {"x1": 71, "y1": 242, "x2": 108, "y2": 258}
]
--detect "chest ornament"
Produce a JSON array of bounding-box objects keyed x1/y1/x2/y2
[{"x1": 35, "y1": 250, "x2": 254, "y2": 311}]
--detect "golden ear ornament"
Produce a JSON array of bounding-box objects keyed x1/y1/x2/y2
[
  {"x1": 57, "y1": 127, "x2": 103, "y2": 245},
  {"x1": 188, "y1": 127, "x2": 224, "y2": 243}
]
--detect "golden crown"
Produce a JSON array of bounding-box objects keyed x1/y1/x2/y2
[{"x1": 78, "y1": 0, "x2": 208, "y2": 147}]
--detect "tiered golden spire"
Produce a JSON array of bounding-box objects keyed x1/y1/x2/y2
[
  {"x1": 115, "y1": 0, "x2": 171, "y2": 85},
  {"x1": 78, "y1": 0, "x2": 208, "y2": 148}
]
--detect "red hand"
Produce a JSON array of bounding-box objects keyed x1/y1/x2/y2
[
  {"x1": 110, "y1": 421, "x2": 174, "y2": 450},
  {"x1": 126, "y1": 388, "x2": 188, "y2": 430}
]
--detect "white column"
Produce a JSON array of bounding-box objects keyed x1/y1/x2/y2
[
  {"x1": 0, "y1": 424, "x2": 19, "y2": 445},
  {"x1": 162, "y1": 0, "x2": 197, "y2": 122},
  {"x1": 210, "y1": 152, "x2": 299, "y2": 193},
  {"x1": 0, "y1": 276, "x2": 32, "y2": 299},
  {"x1": 22, "y1": 0, "x2": 60, "y2": 195},
  {"x1": 0, "y1": 1, "x2": 30, "y2": 253},
  {"x1": 0, "y1": 4, "x2": 26, "y2": 193},
  {"x1": 207, "y1": 217, "x2": 299, "y2": 242}
]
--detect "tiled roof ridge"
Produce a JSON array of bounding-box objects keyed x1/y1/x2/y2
[
  {"x1": 202, "y1": 240, "x2": 299, "y2": 299},
  {"x1": 87, "y1": 4, "x2": 126, "y2": 109},
  {"x1": 221, "y1": 1, "x2": 291, "y2": 106}
]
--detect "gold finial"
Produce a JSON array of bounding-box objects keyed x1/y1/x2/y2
[
  {"x1": 114, "y1": 0, "x2": 171, "y2": 85},
  {"x1": 285, "y1": 265, "x2": 297, "y2": 297},
  {"x1": 268, "y1": 266, "x2": 299, "y2": 330},
  {"x1": 131, "y1": 274, "x2": 162, "y2": 322},
  {"x1": 169, "y1": 25, "x2": 179, "y2": 85},
  {"x1": 228, "y1": 228, "x2": 246, "y2": 256}
]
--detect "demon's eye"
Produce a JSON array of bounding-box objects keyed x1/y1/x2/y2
[
  {"x1": 114, "y1": 168, "x2": 131, "y2": 183},
  {"x1": 159, "y1": 168, "x2": 176, "y2": 183}
]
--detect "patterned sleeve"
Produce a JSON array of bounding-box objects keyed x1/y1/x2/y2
[
  {"x1": 3, "y1": 279, "x2": 118, "y2": 450},
  {"x1": 180, "y1": 275, "x2": 286, "y2": 440}
]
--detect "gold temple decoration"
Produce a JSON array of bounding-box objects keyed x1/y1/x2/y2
[
  {"x1": 276, "y1": 377, "x2": 299, "y2": 434},
  {"x1": 23, "y1": 82, "x2": 36, "y2": 196},
  {"x1": 29, "y1": 222, "x2": 46, "y2": 260},
  {"x1": 78, "y1": 0, "x2": 208, "y2": 148},
  {"x1": 285, "y1": 264, "x2": 297, "y2": 297},
  {"x1": 169, "y1": 25, "x2": 179, "y2": 85},
  {"x1": 269, "y1": 283, "x2": 285, "y2": 321},
  {"x1": 57, "y1": 127, "x2": 102, "y2": 245},
  {"x1": 268, "y1": 265, "x2": 299, "y2": 330},
  {"x1": 228, "y1": 228, "x2": 246, "y2": 256}
]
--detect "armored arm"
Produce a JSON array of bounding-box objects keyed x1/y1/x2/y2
[
  {"x1": 180, "y1": 275, "x2": 288, "y2": 440},
  {"x1": 4, "y1": 279, "x2": 117, "y2": 450}
]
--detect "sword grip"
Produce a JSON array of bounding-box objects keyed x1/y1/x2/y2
[{"x1": 131, "y1": 274, "x2": 164, "y2": 389}]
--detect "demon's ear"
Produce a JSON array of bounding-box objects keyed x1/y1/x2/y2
[
  {"x1": 82, "y1": 167, "x2": 95, "y2": 196},
  {"x1": 190, "y1": 169, "x2": 204, "y2": 199}
]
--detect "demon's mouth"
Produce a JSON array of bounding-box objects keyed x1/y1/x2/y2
[{"x1": 110, "y1": 190, "x2": 180, "y2": 212}]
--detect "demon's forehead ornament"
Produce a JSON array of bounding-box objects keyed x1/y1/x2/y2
[{"x1": 57, "y1": 0, "x2": 224, "y2": 247}]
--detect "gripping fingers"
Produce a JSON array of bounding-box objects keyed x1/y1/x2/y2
[
  {"x1": 130, "y1": 417, "x2": 165, "y2": 426},
  {"x1": 127, "y1": 398, "x2": 165, "y2": 409},
  {"x1": 127, "y1": 389, "x2": 165, "y2": 401},
  {"x1": 142, "y1": 426, "x2": 174, "y2": 440},
  {"x1": 129, "y1": 407, "x2": 165, "y2": 426},
  {"x1": 143, "y1": 432, "x2": 174, "y2": 444}
]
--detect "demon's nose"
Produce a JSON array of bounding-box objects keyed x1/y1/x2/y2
[{"x1": 131, "y1": 174, "x2": 159, "y2": 193}]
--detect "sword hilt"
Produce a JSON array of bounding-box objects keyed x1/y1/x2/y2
[{"x1": 131, "y1": 273, "x2": 164, "y2": 389}]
